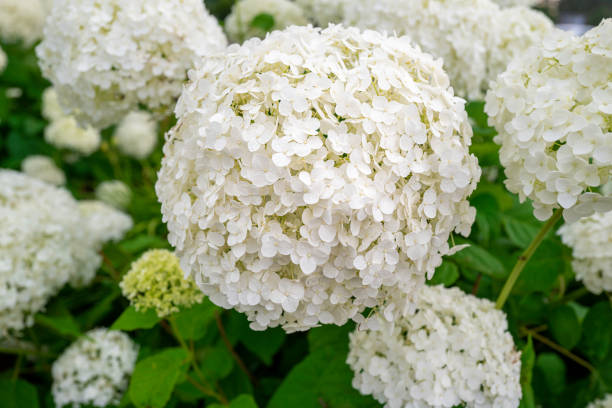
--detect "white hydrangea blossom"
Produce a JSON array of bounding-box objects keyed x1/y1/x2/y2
[
  {"x1": 0, "y1": 171, "x2": 101, "y2": 338},
  {"x1": 225, "y1": 0, "x2": 308, "y2": 43},
  {"x1": 491, "y1": 0, "x2": 539, "y2": 6},
  {"x1": 294, "y1": 0, "x2": 346, "y2": 27},
  {"x1": 113, "y1": 111, "x2": 158, "y2": 160},
  {"x1": 559, "y1": 210, "x2": 612, "y2": 294},
  {"x1": 36, "y1": 0, "x2": 228, "y2": 129},
  {"x1": 0, "y1": 0, "x2": 46, "y2": 45},
  {"x1": 486, "y1": 20, "x2": 612, "y2": 221},
  {"x1": 0, "y1": 46, "x2": 6, "y2": 73},
  {"x1": 42, "y1": 87, "x2": 65, "y2": 122},
  {"x1": 587, "y1": 394, "x2": 612, "y2": 408},
  {"x1": 78, "y1": 200, "x2": 132, "y2": 249},
  {"x1": 21, "y1": 155, "x2": 66, "y2": 186},
  {"x1": 347, "y1": 285, "x2": 522, "y2": 408},
  {"x1": 157, "y1": 25, "x2": 480, "y2": 332},
  {"x1": 95, "y1": 180, "x2": 132, "y2": 210},
  {"x1": 295, "y1": 0, "x2": 552, "y2": 100},
  {"x1": 45, "y1": 116, "x2": 101, "y2": 155},
  {"x1": 52, "y1": 328, "x2": 139, "y2": 408}
]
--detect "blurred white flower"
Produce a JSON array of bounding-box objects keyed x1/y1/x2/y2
[
  {"x1": 0, "y1": 0, "x2": 46, "y2": 45},
  {"x1": 78, "y1": 200, "x2": 132, "y2": 255},
  {"x1": 156, "y1": 25, "x2": 480, "y2": 332},
  {"x1": 52, "y1": 328, "x2": 139, "y2": 408},
  {"x1": 113, "y1": 111, "x2": 158, "y2": 160},
  {"x1": 559, "y1": 210, "x2": 612, "y2": 294},
  {"x1": 491, "y1": 0, "x2": 540, "y2": 6},
  {"x1": 21, "y1": 155, "x2": 66, "y2": 186},
  {"x1": 587, "y1": 394, "x2": 612, "y2": 408},
  {"x1": 95, "y1": 180, "x2": 132, "y2": 210},
  {"x1": 294, "y1": 0, "x2": 346, "y2": 27},
  {"x1": 36, "y1": 0, "x2": 227, "y2": 128},
  {"x1": 347, "y1": 285, "x2": 522, "y2": 408},
  {"x1": 42, "y1": 88, "x2": 65, "y2": 122},
  {"x1": 225, "y1": 0, "x2": 307, "y2": 42},
  {"x1": 0, "y1": 46, "x2": 6, "y2": 73},
  {"x1": 44, "y1": 116, "x2": 101, "y2": 156},
  {"x1": 486, "y1": 20, "x2": 612, "y2": 221}
]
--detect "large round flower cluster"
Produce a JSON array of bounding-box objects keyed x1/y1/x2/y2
[
  {"x1": 225, "y1": 0, "x2": 308, "y2": 43},
  {"x1": 486, "y1": 20, "x2": 612, "y2": 221},
  {"x1": 0, "y1": 171, "x2": 101, "y2": 338},
  {"x1": 296, "y1": 0, "x2": 552, "y2": 100},
  {"x1": 587, "y1": 394, "x2": 612, "y2": 408},
  {"x1": 52, "y1": 328, "x2": 139, "y2": 408},
  {"x1": 157, "y1": 25, "x2": 480, "y2": 331},
  {"x1": 113, "y1": 111, "x2": 158, "y2": 160},
  {"x1": 78, "y1": 201, "x2": 132, "y2": 249},
  {"x1": 36, "y1": 0, "x2": 228, "y2": 129},
  {"x1": 558, "y1": 211, "x2": 612, "y2": 294},
  {"x1": 347, "y1": 285, "x2": 522, "y2": 408},
  {"x1": 294, "y1": 0, "x2": 347, "y2": 27},
  {"x1": 120, "y1": 249, "x2": 204, "y2": 317},
  {"x1": 21, "y1": 155, "x2": 66, "y2": 186},
  {"x1": 0, "y1": 0, "x2": 46, "y2": 45}
]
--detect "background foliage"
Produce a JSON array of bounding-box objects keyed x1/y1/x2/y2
[{"x1": 0, "y1": 1, "x2": 611, "y2": 407}]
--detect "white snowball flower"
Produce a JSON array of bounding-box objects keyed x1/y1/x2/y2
[
  {"x1": 0, "y1": 46, "x2": 6, "y2": 73},
  {"x1": 0, "y1": 0, "x2": 46, "y2": 45},
  {"x1": 45, "y1": 116, "x2": 101, "y2": 155},
  {"x1": 294, "y1": 0, "x2": 347, "y2": 27},
  {"x1": 347, "y1": 285, "x2": 522, "y2": 408},
  {"x1": 36, "y1": 0, "x2": 228, "y2": 129},
  {"x1": 225, "y1": 0, "x2": 308, "y2": 42},
  {"x1": 296, "y1": 0, "x2": 552, "y2": 100},
  {"x1": 42, "y1": 87, "x2": 66, "y2": 122},
  {"x1": 113, "y1": 111, "x2": 158, "y2": 160},
  {"x1": 559, "y1": 210, "x2": 612, "y2": 294},
  {"x1": 486, "y1": 20, "x2": 612, "y2": 221},
  {"x1": 52, "y1": 328, "x2": 139, "y2": 408},
  {"x1": 95, "y1": 180, "x2": 132, "y2": 210},
  {"x1": 157, "y1": 25, "x2": 480, "y2": 332},
  {"x1": 21, "y1": 155, "x2": 66, "y2": 186},
  {"x1": 491, "y1": 0, "x2": 539, "y2": 6},
  {"x1": 587, "y1": 394, "x2": 612, "y2": 408},
  {"x1": 78, "y1": 200, "x2": 133, "y2": 248},
  {"x1": 0, "y1": 170, "x2": 103, "y2": 338}
]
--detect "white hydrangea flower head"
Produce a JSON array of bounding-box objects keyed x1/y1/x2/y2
[
  {"x1": 44, "y1": 116, "x2": 101, "y2": 156},
  {"x1": 225, "y1": 0, "x2": 308, "y2": 43},
  {"x1": 486, "y1": 20, "x2": 612, "y2": 221},
  {"x1": 157, "y1": 25, "x2": 480, "y2": 332},
  {"x1": 21, "y1": 155, "x2": 66, "y2": 186},
  {"x1": 0, "y1": 170, "x2": 101, "y2": 338},
  {"x1": 95, "y1": 180, "x2": 132, "y2": 210},
  {"x1": 78, "y1": 200, "x2": 133, "y2": 248},
  {"x1": 42, "y1": 87, "x2": 66, "y2": 122},
  {"x1": 558, "y1": 210, "x2": 612, "y2": 294},
  {"x1": 0, "y1": 46, "x2": 6, "y2": 73},
  {"x1": 36, "y1": 0, "x2": 228, "y2": 129},
  {"x1": 296, "y1": 0, "x2": 552, "y2": 100},
  {"x1": 0, "y1": 0, "x2": 46, "y2": 45},
  {"x1": 113, "y1": 111, "x2": 158, "y2": 160},
  {"x1": 294, "y1": 0, "x2": 348, "y2": 28},
  {"x1": 491, "y1": 0, "x2": 539, "y2": 6},
  {"x1": 587, "y1": 394, "x2": 612, "y2": 408},
  {"x1": 52, "y1": 328, "x2": 139, "y2": 408},
  {"x1": 347, "y1": 285, "x2": 522, "y2": 408}
]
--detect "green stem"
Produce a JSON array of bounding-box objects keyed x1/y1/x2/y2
[
  {"x1": 496, "y1": 209, "x2": 563, "y2": 309},
  {"x1": 521, "y1": 327, "x2": 595, "y2": 372}
]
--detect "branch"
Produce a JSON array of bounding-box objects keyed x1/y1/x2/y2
[{"x1": 215, "y1": 312, "x2": 258, "y2": 385}]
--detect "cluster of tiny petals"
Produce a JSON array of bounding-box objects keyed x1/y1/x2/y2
[
  {"x1": 587, "y1": 394, "x2": 612, "y2": 408},
  {"x1": 52, "y1": 328, "x2": 139, "y2": 408},
  {"x1": 294, "y1": 0, "x2": 347, "y2": 27},
  {"x1": 558, "y1": 210, "x2": 612, "y2": 294},
  {"x1": 120, "y1": 249, "x2": 204, "y2": 317},
  {"x1": 225, "y1": 0, "x2": 308, "y2": 43},
  {"x1": 486, "y1": 20, "x2": 612, "y2": 221},
  {"x1": 0, "y1": 0, "x2": 46, "y2": 45},
  {"x1": 113, "y1": 111, "x2": 158, "y2": 160},
  {"x1": 491, "y1": 0, "x2": 540, "y2": 6},
  {"x1": 347, "y1": 285, "x2": 522, "y2": 408},
  {"x1": 95, "y1": 180, "x2": 132, "y2": 210},
  {"x1": 0, "y1": 171, "x2": 102, "y2": 338},
  {"x1": 296, "y1": 0, "x2": 552, "y2": 100},
  {"x1": 77, "y1": 201, "x2": 132, "y2": 257},
  {"x1": 157, "y1": 24, "x2": 480, "y2": 331},
  {"x1": 21, "y1": 155, "x2": 66, "y2": 186},
  {"x1": 36, "y1": 0, "x2": 228, "y2": 128}
]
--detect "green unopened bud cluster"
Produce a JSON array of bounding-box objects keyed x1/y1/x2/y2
[{"x1": 120, "y1": 249, "x2": 203, "y2": 317}]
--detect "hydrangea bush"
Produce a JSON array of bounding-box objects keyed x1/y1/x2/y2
[{"x1": 0, "y1": 2, "x2": 610, "y2": 408}]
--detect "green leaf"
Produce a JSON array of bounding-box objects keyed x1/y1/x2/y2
[
  {"x1": 579, "y1": 302, "x2": 612, "y2": 363},
  {"x1": 34, "y1": 310, "x2": 81, "y2": 338},
  {"x1": 111, "y1": 306, "x2": 161, "y2": 331},
  {"x1": 535, "y1": 353, "x2": 566, "y2": 395},
  {"x1": 128, "y1": 348, "x2": 189, "y2": 408},
  {"x1": 428, "y1": 261, "x2": 460, "y2": 287},
  {"x1": 521, "y1": 336, "x2": 535, "y2": 386},
  {"x1": 209, "y1": 395, "x2": 259, "y2": 408},
  {"x1": 471, "y1": 193, "x2": 501, "y2": 244},
  {"x1": 450, "y1": 241, "x2": 506, "y2": 279},
  {"x1": 503, "y1": 215, "x2": 540, "y2": 248},
  {"x1": 548, "y1": 305, "x2": 581, "y2": 350},
  {"x1": 118, "y1": 234, "x2": 169, "y2": 254},
  {"x1": 0, "y1": 379, "x2": 39, "y2": 408},
  {"x1": 250, "y1": 13, "x2": 275, "y2": 31},
  {"x1": 515, "y1": 240, "x2": 563, "y2": 293},
  {"x1": 198, "y1": 343, "x2": 234, "y2": 381},
  {"x1": 307, "y1": 324, "x2": 352, "y2": 352},
  {"x1": 240, "y1": 326, "x2": 286, "y2": 365},
  {"x1": 173, "y1": 299, "x2": 218, "y2": 341}
]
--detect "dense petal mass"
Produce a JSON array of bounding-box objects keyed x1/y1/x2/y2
[
  {"x1": 113, "y1": 111, "x2": 158, "y2": 160},
  {"x1": 21, "y1": 155, "x2": 66, "y2": 186},
  {"x1": 486, "y1": 20, "x2": 612, "y2": 221},
  {"x1": 0, "y1": 0, "x2": 46, "y2": 45},
  {"x1": 36, "y1": 0, "x2": 227, "y2": 128},
  {"x1": 156, "y1": 25, "x2": 480, "y2": 331},
  {"x1": 347, "y1": 285, "x2": 522, "y2": 408}
]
